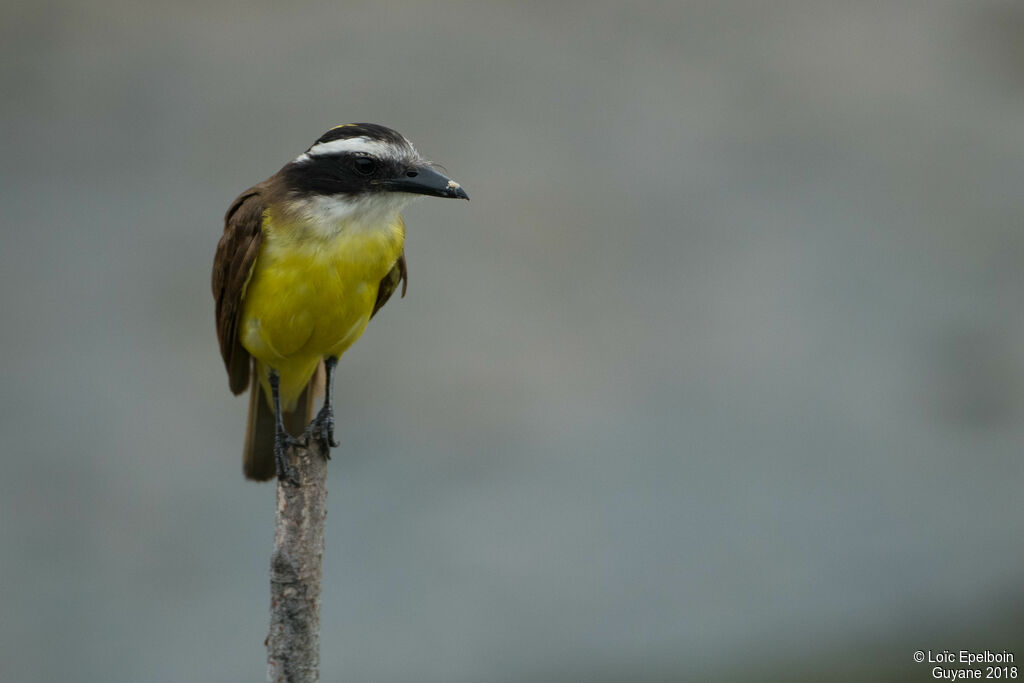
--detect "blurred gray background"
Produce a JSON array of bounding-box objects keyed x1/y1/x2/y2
[{"x1": 2, "y1": 1, "x2": 1022, "y2": 681}]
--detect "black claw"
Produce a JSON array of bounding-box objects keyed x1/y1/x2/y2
[
  {"x1": 274, "y1": 447, "x2": 299, "y2": 486},
  {"x1": 269, "y1": 367, "x2": 306, "y2": 486},
  {"x1": 306, "y1": 356, "x2": 341, "y2": 458},
  {"x1": 307, "y1": 404, "x2": 339, "y2": 456},
  {"x1": 274, "y1": 430, "x2": 305, "y2": 485}
]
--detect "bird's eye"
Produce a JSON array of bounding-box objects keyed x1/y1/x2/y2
[{"x1": 353, "y1": 156, "x2": 377, "y2": 176}]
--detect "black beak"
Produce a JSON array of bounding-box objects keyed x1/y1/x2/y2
[{"x1": 386, "y1": 164, "x2": 469, "y2": 200}]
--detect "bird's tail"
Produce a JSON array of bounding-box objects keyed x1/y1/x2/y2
[{"x1": 242, "y1": 360, "x2": 325, "y2": 481}]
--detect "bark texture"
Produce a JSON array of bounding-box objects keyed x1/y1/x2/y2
[{"x1": 267, "y1": 440, "x2": 328, "y2": 683}]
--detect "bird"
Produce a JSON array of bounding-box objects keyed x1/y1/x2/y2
[{"x1": 212, "y1": 123, "x2": 468, "y2": 484}]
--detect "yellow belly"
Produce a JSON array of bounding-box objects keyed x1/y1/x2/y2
[{"x1": 239, "y1": 209, "x2": 405, "y2": 409}]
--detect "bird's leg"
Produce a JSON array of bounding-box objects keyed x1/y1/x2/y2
[
  {"x1": 308, "y1": 356, "x2": 340, "y2": 454},
  {"x1": 269, "y1": 369, "x2": 304, "y2": 486}
]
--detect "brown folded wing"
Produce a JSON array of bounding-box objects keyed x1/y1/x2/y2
[
  {"x1": 212, "y1": 185, "x2": 265, "y2": 395},
  {"x1": 372, "y1": 252, "x2": 408, "y2": 319}
]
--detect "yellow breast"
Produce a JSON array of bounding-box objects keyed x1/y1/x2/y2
[{"x1": 239, "y1": 208, "x2": 405, "y2": 406}]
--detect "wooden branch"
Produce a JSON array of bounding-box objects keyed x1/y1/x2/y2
[{"x1": 266, "y1": 440, "x2": 328, "y2": 683}]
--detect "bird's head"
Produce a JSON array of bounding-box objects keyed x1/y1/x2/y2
[{"x1": 278, "y1": 123, "x2": 467, "y2": 227}]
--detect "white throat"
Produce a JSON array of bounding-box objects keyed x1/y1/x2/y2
[{"x1": 286, "y1": 193, "x2": 417, "y2": 238}]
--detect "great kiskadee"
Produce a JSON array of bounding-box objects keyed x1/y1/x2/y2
[{"x1": 212, "y1": 123, "x2": 468, "y2": 484}]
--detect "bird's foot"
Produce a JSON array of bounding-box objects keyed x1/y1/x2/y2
[
  {"x1": 306, "y1": 404, "x2": 339, "y2": 456},
  {"x1": 274, "y1": 430, "x2": 306, "y2": 487}
]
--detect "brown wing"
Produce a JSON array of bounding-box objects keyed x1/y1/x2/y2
[
  {"x1": 372, "y1": 251, "x2": 408, "y2": 319},
  {"x1": 212, "y1": 186, "x2": 265, "y2": 395}
]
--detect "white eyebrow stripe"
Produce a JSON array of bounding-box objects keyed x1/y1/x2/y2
[{"x1": 305, "y1": 137, "x2": 400, "y2": 159}]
